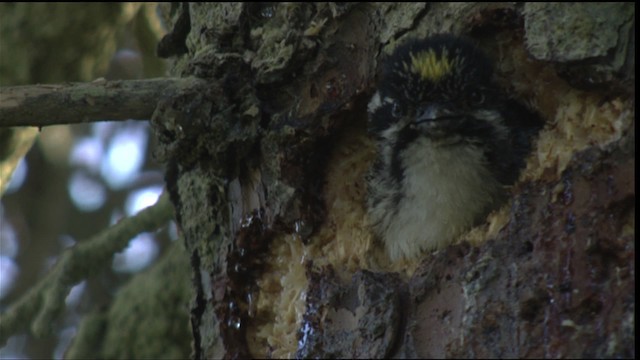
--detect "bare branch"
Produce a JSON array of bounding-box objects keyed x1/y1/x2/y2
[
  {"x1": 0, "y1": 192, "x2": 174, "y2": 345},
  {"x1": 0, "y1": 78, "x2": 207, "y2": 127}
]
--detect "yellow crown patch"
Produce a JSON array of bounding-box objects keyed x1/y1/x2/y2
[{"x1": 406, "y1": 49, "x2": 454, "y2": 82}]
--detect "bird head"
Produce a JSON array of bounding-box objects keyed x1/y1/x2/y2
[{"x1": 369, "y1": 34, "x2": 506, "y2": 143}]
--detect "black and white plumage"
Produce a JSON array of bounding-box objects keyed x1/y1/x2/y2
[{"x1": 367, "y1": 34, "x2": 542, "y2": 261}]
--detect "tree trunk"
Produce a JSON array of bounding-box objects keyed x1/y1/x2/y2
[{"x1": 152, "y1": 3, "x2": 634, "y2": 358}]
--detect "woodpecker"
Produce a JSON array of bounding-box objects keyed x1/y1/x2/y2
[{"x1": 366, "y1": 34, "x2": 542, "y2": 261}]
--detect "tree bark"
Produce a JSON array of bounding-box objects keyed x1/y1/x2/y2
[
  {"x1": 0, "y1": 78, "x2": 206, "y2": 127},
  {"x1": 152, "y1": 2, "x2": 634, "y2": 358}
]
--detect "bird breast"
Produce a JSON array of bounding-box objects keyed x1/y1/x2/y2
[{"x1": 381, "y1": 137, "x2": 503, "y2": 261}]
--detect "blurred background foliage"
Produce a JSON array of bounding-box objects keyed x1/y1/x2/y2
[{"x1": 0, "y1": 3, "x2": 191, "y2": 359}]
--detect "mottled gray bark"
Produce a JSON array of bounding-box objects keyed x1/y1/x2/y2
[
  {"x1": 0, "y1": 78, "x2": 206, "y2": 127},
  {"x1": 151, "y1": 2, "x2": 633, "y2": 358}
]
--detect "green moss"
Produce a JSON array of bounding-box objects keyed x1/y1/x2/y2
[{"x1": 67, "y1": 243, "x2": 192, "y2": 359}]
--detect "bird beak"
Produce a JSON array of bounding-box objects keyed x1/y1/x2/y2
[{"x1": 415, "y1": 104, "x2": 460, "y2": 124}]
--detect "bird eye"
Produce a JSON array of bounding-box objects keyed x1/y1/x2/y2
[
  {"x1": 391, "y1": 102, "x2": 404, "y2": 118},
  {"x1": 469, "y1": 90, "x2": 485, "y2": 106}
]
